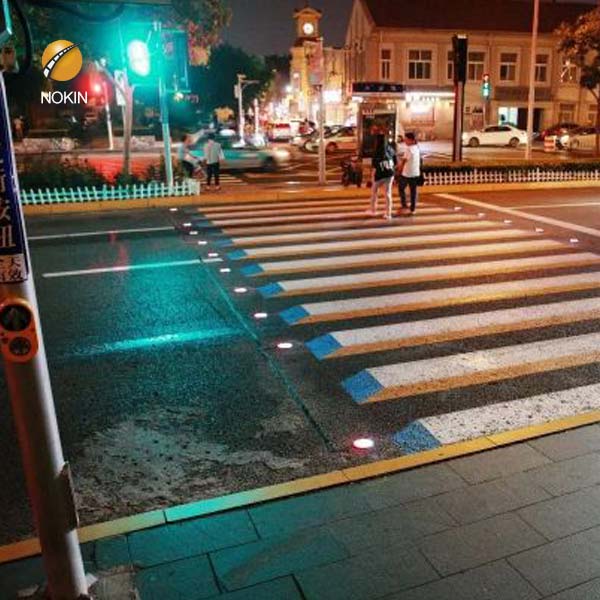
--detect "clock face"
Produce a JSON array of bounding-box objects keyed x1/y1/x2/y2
[{"x1": 303, "y1": 22, "x2": 315, "y2": 36}]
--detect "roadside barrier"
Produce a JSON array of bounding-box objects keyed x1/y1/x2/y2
[{"x1": 20, "y1": 179, "x2": 200, "y2": 205}]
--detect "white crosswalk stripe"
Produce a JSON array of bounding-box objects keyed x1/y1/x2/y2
[{"x1": 195, "y1": 195, "x2": 600, "y2": 451}]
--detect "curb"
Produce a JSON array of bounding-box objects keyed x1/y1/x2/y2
[
  {"x1": 2, "y1": 409, "x2": 599, "y2": 565},
  {"x1": 22, "y1": 180, "x2": 600, "y2": 215}
]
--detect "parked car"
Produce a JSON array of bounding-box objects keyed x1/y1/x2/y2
[
  {"x1": 462, "y1": 124, "x2": 528, "y2": 147},
  {"x1": 537, "y1": 121, "x2": 579, "y2": 141},
  {"x1": 188, "y1": 135, "x2": 290, "y2": 171},
  {"x1": 305, "y1": 126, "x2": 358, "y2": 153},
  {"x1": 561, "y1": 126, "x2": 600, "y2": 150}
]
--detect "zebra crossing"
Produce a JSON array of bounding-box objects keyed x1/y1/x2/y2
[{"x1": 187, "y1": 194, "x2": 600, "y2": 453}]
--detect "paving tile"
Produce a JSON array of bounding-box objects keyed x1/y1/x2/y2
[
  {"x1": 135, "y1": 555, "x2": 219, "y2": 600},
  {"x1": 518, "y1": 485, "x2": 600, "y2": 540},
  {"x1": 418, "y1": 513, "x2": 546, "y2": 576},
  {"x1": 387, "y1": 560, "x2": 540, "y2": 600},
  {"x1": 327, "y1": 497, "x2": 456, "y2": 553},
  {"x1": 546, "y1": 578, "x2": 600, "y2": 600},
  {"x1": 217, "y1": 576, "x2": 303, "y2": 600},
  {"x1": 0, "y1": 555, "x2": 45, "y2": 598},
  {"x1": 528, "y1": 452, "x2": 600, "y2": 496},
  {"x1": 211, "y1": 528, "x2": 347, "y2": 591},
  {"x1": 95, "y1": 535, "x2": 131, "y2": 571},
  {"x1": 249, "y1": 484, "x2": 372, "y2": 538},
  {"x1": 129, "y1": 510, "x2": 257, "y2": 568},
  {"x1": 433, "y1": 472, "x2": 551, "y2": 525},
  {"x1": 448, "y1": 444, "x2": 551, "y2": 484},
  {"x1": 509, "y1": 525, "x2": 600, "y2": 597},
  {"x1": 296, "y1": 540, "x2": 438, "y2": 600},
  {"x1": 360, "y1": 464, "x2": 466, "y2": 510},
  {"x1": 528, "y1": 425, "x2": 600, "y2": 462}
]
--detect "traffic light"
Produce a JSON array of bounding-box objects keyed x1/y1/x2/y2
[
  {"x1": 127, "y1": 39, "x2": 151, "y2": 77},
  {"x1": 0, "y1": 299, "x2": 39, "y2": 363},
  {"x1": 482, "y1": 73, "x2": 491, "y2": 99},
  {"x1": 452, "y1": 34, "x2": 468, "y2": 84}
]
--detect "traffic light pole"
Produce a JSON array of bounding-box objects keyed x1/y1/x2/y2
[
  {"x1": 317, "y1": 84, "x2": 326, "y2": 185},
  {"x1": 452, "y1": 80, "x2": 465, "y2": 162},
  {"x1": 102, "y1": 80, "x2": 114, "y2": 151},
  {"x1": 0, "y1": 75, "x2": 88, "y2": 599},
  {"x1": 155, "y1": 22, "x2": 174, "y2": 188}
]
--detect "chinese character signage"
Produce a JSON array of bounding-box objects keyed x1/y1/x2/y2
[{"x1": 0, "y1": 77, "x2": 28, "y2": 283}]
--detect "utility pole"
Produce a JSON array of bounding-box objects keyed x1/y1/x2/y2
[
  {"x1": 526, "y1": 0, "x2": 540, "y2": 160},
  {"x1": 317, "y1": 84, "x2": 326, "y2": 185},
  {"x1": 253, "y1": 97, "x2": 260, "y2": 136},
  {"x1": 0, "y1": 73, "x2": 88, "y2": 599},
  {"x1": 452, "y1": 34, "x2": 468, "y2": 162}
]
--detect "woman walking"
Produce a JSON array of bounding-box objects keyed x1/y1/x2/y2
[{"x1": 367, "y1": 134, "x2": 396, "y2": 220}]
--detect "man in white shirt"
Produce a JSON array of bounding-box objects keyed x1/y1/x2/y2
[
  {"x1": 203, "y1": 133, "x2": 225, "y2": 190},
  {"x1": 397, "y1": 132, "x2": 421, "y2": 214}
]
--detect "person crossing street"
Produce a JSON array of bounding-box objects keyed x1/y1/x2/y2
[
  {"x1": 397, "y1": 132, "x2": 422, "y2": 215},
  {"x1": 367, "y1": 134, "x2": 396, "y2": 220}
]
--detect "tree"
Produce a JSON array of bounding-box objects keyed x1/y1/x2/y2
[
  {"x1": 557, "y1": 8, "x2": 600, "y2": 155},
  {"x1": 193, "y1": 44, "x2": 273, "y2": 119}
]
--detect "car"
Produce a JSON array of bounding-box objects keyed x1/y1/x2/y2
[
  {"x1": 561, "y1": 126, "x2": 600, "y2": 150},
  {"x1": 268, "y1": 123, "x2": 292, "y2": 141},
  {"x1": 305, "y1": 126, "x2": 358, "y2": 153},
  {"x1": 188, "y1": 135, "x2": 290, "y2": 171},
  {"x1": 537, "y1": 121, "x2": 580, "y2": 141},
  {"x1": 462, "y1": 124, "x2": 528, "y2": 147}
]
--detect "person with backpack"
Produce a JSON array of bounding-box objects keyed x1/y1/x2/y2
[
  {"x1": 367, "y1": 134, "x2": 396, "y2": 220},
  {"x1": 397, "y1": 132, "x2": 422, "y2": 214}
]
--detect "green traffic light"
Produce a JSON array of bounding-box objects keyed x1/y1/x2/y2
[{"x1": 127, "y1": 40, "x2": 150, "y2": 77}]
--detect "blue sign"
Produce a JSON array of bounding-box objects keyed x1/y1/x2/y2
[{"x1": 0, "y1": 74, "x2": 28, "y2": 283}]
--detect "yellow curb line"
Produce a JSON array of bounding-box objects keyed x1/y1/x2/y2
[
  {"x1": 2, "y1": 409, "x2": 600, "y2": 565},
  {"x1": 22, "y1": 180, "x2": 600, "y2": 215}
]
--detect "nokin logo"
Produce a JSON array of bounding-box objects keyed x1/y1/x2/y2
[
  {"x1": 40, "y1": 40, "x2": 87, "y2": 104},
  {"x1": 41, "y1": 40, "x2": 83, "y2": 81}
]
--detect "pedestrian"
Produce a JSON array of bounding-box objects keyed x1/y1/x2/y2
[
  {"x1": 367, "y1": 134, "x2": 396, "y2": 220},
  {"x1": 203, "y1": 133, "x2": 224, "y2": 191},
  {"x1": 178, "y1": 134, "x2": 198, "y2": 179},
  {"x1": 397, "y1": 132, "x2": 422, "y2": 215},
  {"x1": 13, "y1": 115, "x2": 23, "y2": 142}
]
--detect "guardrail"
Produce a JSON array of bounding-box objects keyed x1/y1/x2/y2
[{"x1": 20, "y1": 179, "x2": 200, "y2": 205}]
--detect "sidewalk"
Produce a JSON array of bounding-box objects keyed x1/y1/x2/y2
[{"x1": 2, "y1": 424, "x2": 600, "y2": 599}]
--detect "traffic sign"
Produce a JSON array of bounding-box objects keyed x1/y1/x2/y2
[{"x1": 0, "y1": 81, "x2": 27, "y2": 283}]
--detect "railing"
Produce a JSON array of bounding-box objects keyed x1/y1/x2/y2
[
  {"x1": 424, "y1": 167, "x2": 600, "y2": 186},
  {"x1": 20, "y1": 179, "x2": 200, "y2": 205}
]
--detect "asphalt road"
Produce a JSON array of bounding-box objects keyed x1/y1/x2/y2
[{"x1": 2, "y1": 187, "x2": 599, "y2": 544}]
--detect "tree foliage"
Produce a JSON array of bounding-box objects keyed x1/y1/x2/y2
[{"x1": 556, "y1": 8, "x2": 600, "y2": 153}]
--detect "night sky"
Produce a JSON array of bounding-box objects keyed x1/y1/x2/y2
[
  {"x1": 221, "y1": 0, "x2": 596, "y2": 57},
  {"x1": 222, "y1": 0, "x2": 353, "y2": 56}
]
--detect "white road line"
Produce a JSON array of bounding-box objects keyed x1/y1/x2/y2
[
  {"x1": 29, "y1": 226, "x2": 174, "y2": 241},
  {"x1": 420, "y1": 383, "x2": 600, "y2": 445},
  {"x1": 343, "y1": 332, "x2": 600, "y2": 403},
  {"x1": 508, "y1": 202, "x2": 600, "y2": 210},
  {"x1": 281, "y1": 271, "x2": 600, "y2": 324},
  {"x1": 308, "y1": 297, "x2": 600, "y2": 359},
  {"x1": 226, "y1": 219, "x2": 498, "y2": 247},
  {"x1": 43, "y1": 259, "x2": 201, "y2": 278},
  {"x1": 252, "y1": 239, "x2": 567, "y2": 275},
  {"x1": 234, "y1": 229, "x2": 536, "y2": 259},
  {"x1": 266, "y1": 253, "x2": 600, "y2": 296},
  {"x1": 439, "y1": 193, "x2": 600, "y2": 239}
]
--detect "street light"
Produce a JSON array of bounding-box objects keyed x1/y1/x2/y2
[
  {"x1": 526, "y1": 0, "x2": 540, "y2": 160},
  {"x1": 235, "y1": 74, "x2": 259, "y2": 139}
]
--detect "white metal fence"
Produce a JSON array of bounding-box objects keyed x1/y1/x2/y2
[
  {"x1": 20, "y1": 179, "x2": 200, "y2": 205},
  {"x1": 424, "y1": 168, "x2": 600, "y2": 186}
]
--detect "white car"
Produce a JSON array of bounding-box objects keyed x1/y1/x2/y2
[
  {"x1": 305, "y1": 126, "x2": 358, "y2": 153},
  {"x1": 561, "y1": 126, "x2": 600, "y2": 150},
  {"x1": 462, "y1": 124, "x2": 528, "y2": 148},
  {"x1": 188, "y1": 136, "x2": 290, "y2": 172}
]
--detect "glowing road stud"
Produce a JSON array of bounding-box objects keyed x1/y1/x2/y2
[
  {"x1": 234, "y1": 287, "x2": 248, "y2": 294},
  {"x1": 197, "y1": 240, "x2": 207, "y2": 246},
  {"x1": 220, "y1": 268, "x2": 231, "y2": 273},
  {"x1": 277, "y1": 342, "x2": 293, "y2": 349},
  {"x1": 254, "y1": 312, "x2": 268, "y2": 319},
  {"x1": 183, "y1": 222, "x2": 192, "y2": 228},
  {"x1": 454, "y1": 206, "x2": 462, "y2": 211},
  {"x1": 189, "y1": 231, "x2": 198, "y2": 236},
  {"x1": 536, "y1": 228, "x2": 544, "y2": 233},
  {"x1": 478, "y1": 212, "x2": 486, "y2": 217},
  {"x1": 208, "y1": 252, "x2": 219, "y2": 258},
  {"x1": 353, "y1": 438, "x2": 375, "y2": 450},
  {"x1": 169, "y1": 207, "x2": 178, "y2": 212},
  {"x1": 504, "y1": 219, "x2": 513, "y2": 224},
  {"x1": 570, "y1": 238, "x2": 580, "y2": 243}
]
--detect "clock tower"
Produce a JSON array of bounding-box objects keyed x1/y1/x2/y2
[{"x1": 293, "y1": 3, "x2": 322, "y2": 43}]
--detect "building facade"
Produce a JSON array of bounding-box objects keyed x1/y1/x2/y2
[{"x1": 345, "y1": 0, "x2": 595, "y2": 140}]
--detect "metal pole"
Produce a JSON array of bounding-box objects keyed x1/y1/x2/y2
[
  {"x1": 526, "y1": 0, "x2": 540, "y2": 160},
  {"x1": 452, "y1": 80, "x2": 465, "y2": 162},
  {"x1": 253, "y1": 97, "x2": 259, "y2": 136},
  {"x1": 156, "y1": 22, "x2": 174, "y2": 188},
  {"x1": 0, "y1": 75, "x2": 88, "y2": 600},
  {"x1": 317, "y1": 84, "x2": 326, "y2": 185},
  {"x1": 237, "y1": 75, "x2": 245, "y2": 139},
  {"x1": 102, "y1": 80, "x2": 114, "y2": 151}
]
